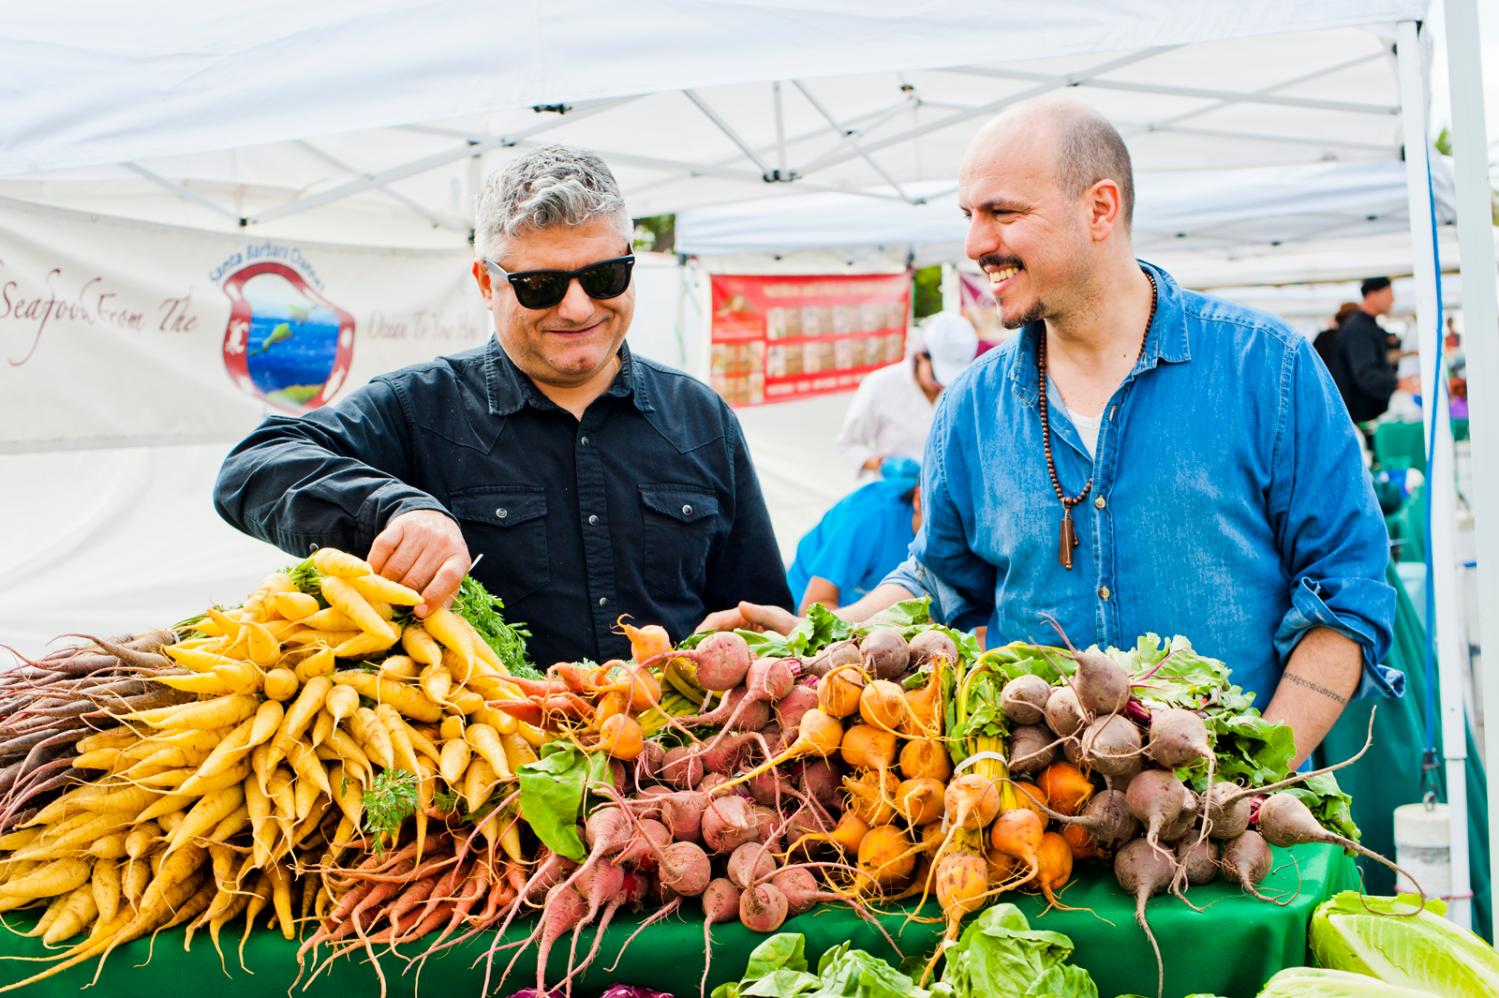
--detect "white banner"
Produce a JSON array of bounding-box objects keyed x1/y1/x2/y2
[{"x1": 0, "y1": 197, "x2": 488, "y2": 451}]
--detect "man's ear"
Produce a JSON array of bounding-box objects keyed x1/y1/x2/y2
[
  {"x1": 472, "y1": 259, "x2": 494, "y2": 306},
  {"x1": 1085, "y1": 178, "x2": 1124, "y2": 242}
]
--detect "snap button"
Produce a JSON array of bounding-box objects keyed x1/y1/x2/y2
[
  {"x1": 495, "y1": 507, "x2": 508, "y2": 520},
  {"x1": 588, "y1": 514, "x2": 600, "y2": 526},
  {"x1": 598, "y1": 597, "x2": 609, "y2": 608},
  {"x1": 580, "y1": 436, "x2": 589, "y2": 446},
  {"x1": 1098, "y1": 586, "x2": 1111, "y2": 601},
  {"x1": 682, "y1": 504, "x2": 694, "y2": 517},
  {"x1": 1094, "y1": 496, "x2": 1106, "y2": 509}
]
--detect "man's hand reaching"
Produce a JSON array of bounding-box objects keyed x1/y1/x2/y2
[
  {"x1": 368, "y1": 510, "x2": 471, "y2": 618},
  {"x1": 696, "y1": 601, "x2": 802, "y2": 636}
]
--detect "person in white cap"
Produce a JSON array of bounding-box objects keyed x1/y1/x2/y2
[{"x1": 834, "y1": 311, "x2": 978, "y2": 479}]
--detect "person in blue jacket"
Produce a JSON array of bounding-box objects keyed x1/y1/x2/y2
[{"x1": 786, "y1": 458, "x2": 921, "y2": 614}]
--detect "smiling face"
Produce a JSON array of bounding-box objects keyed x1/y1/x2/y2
[
  {"x1": 472, "y1": 217, "x2": 635, "y2": 393},
  {"x1": 958, "y1": 120, "x2": 1108, "y2": 330}
]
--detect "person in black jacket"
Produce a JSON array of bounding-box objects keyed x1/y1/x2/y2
[
  {"x1": 1331, "y1": 277, "x2": 1403, "y2": 425},
  {"x1": 1313, "y1": 301, "x2": 1359, "y2": 373},
  {"x1": 214, "y1": 145, "x2": 793, "y2": 667}
]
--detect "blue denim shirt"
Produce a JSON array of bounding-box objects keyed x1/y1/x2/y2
[{"x1": 886, "y1": 262, "x2": 1400, "y2": 708}]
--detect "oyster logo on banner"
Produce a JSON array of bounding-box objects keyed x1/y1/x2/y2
[{"x1": 215, "y1": 244, "x2": 355, "y2": 412}]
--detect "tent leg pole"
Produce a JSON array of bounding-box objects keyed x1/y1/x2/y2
[
  {"x1": 1443, "y1": 0, "x2": 1499, "y2": 929},
  {"x1": 1397, "y1": 18, "x2": 1473, "y2": 928}
]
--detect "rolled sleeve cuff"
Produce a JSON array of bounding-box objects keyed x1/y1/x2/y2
[
  {"x1": 881, "y1": 556, "x2": 988, "y2": 632},
  {"x1": 1274, "y1": 575, "x2": 1403, "y2": 700},
  {"x1": 354, "y1": 484, "x2": 450, "y2": 555}
]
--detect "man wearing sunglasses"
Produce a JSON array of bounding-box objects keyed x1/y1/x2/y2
[{"x1": 215, "y1": 145, "x2": 792, "y2": 667}]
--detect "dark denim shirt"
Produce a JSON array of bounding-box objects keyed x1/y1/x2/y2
[
  {"x1": 214, "y1": 338, "x2": 792, "y2": 667},
  {"x1": 886, "y1": 262, "x2": 1401, "y2": 709}
]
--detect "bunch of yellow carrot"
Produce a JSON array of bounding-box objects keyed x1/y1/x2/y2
[{"x1": 0, "y1": 547, "x2": 545, "y2": 992}]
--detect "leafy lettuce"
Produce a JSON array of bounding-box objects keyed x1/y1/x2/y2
[{"x1": 1311, "y1": 892, "x2": 1499, "y2": 997}]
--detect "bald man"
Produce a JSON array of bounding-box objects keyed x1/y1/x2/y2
[{"x1": 711, "y1": 99, "x2": 1399, "y2": 765}]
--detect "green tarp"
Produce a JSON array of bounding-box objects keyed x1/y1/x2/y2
[
  {"x1": 0, "y1": 844, "x2": 1355, "y2": 998},
  {"x1": 1316, "y1": 562, "x2": 1492, "y2": 940}
]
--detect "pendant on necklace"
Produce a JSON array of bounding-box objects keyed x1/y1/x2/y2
[{"x1": 1059, "y1": 505, "x2": 1080, "y2": 570}]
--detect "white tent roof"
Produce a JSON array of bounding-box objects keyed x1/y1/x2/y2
[
  {"x1": 676, "y1": 160, "x2": 1459, "y2": 262},
  {"x1": 0, "y1": 1, "x2": 1427, "y2": 243}
]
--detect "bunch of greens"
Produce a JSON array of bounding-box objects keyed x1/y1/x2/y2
[
  {"x1": 679, "y1": 597, "x2": 977, "y2": 664},
  {"x1": 515, "y1": 742, "x2": 614, "y2": 861},
  {"x1": 451, "y1": 575, "x2": 536, "y2": 678},
  {"x1": 711, "y1": 904, "x2": 1098, "y2": 998},
  {"x1": 361, "y1": 767, "x2": 419, "y2": 851}
]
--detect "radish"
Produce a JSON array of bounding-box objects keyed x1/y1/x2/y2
[
  {"x1": 806, "y1": 640, "x2": 861, "y2": 678},
  {"x1": 1255, "y1": 792, "x2": 1422, "y2": 900},
  {"x1": 738, "y1": 882, "x2": 790, "y2": 933},
  {"x1": 1079, "y1": 714, "x2": 1143, "y2": 778},
  {"x1": 1044, "y1": 685, "x2": 1087, "y2": 738},
  {"x1": 1009, "y1": 724, "x2": 1058, "y2": 775},
  {"x1": 1114, "y1": 838, "x2": 1174, "y2": 998},
  {"x1": 531, "y1": 884, "x2": 586, "y2": 994},
  {"x1": 1145, "y1": 708, "x2": 1211, "y2": 769},
  {"x1": 658, "y1": 841, "x2": 713, "y2": 897},
  {"x1": 1001, "y1": 675, "x2": 1052, "y2": 725},
  {"x1": 774, "y1": 684, "x2": 819, "y2": 741},
  {"x1": 1071, "y1": 647, "x2": 1131, "y2": 717},
  {"x1": 907, "y1": 629, "x2": 958, "y2": 666},
  {"x1": 726, "y1": 841, "x2": 777, "y2": 889},
  {"x1": 692, "y1": 632, "x2": 753, "y2": 691},
  {"x1": 1219, "y1": 829, "x2": 1280, "y2": 903},
  {"x1": 1202, "y1": 782, "x2": 1254, "y2": 840},
  {"x1": 1124, "y1": 768, "x2": 1191, "y2": 853},
  {"x1": 799, "y1": 758, "x2": 842, "y2": 808},
  {"x1": 1174, "y1": 836, "x2": 1219, "y2": 886},
  {"x1": 661, "y1": 745, "x2": 706, "y2": 789},
  {"x1": 1030, "y1": 786, "x2": 1140, "y2": 850},
  {"x1": 701, "y1": 794, "x2": 757, "y2": 854},
  {"x1": 697, "y1": 877, "x2": 742, "y2": 996},
  {"x1": 858, "y1": 627, "x2": 911, "y2": 681}
]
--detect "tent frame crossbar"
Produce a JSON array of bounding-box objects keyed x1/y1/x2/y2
[
  {"x1": 122, "y1": 162, "x2": 241, "y2": 222},
  {"x1": 294, "y1": 140, "x2": 468, "y2": 233},
  {"x1": 245, "y1": 97, "x2": 638, "y2": 226},
  {"x1": 945, "y1": 64, "x2": 1400, "y2": 116}
]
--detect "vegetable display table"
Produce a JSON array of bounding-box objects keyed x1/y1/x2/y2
[{"x1": 0, "y1": 844, "x2": 1356, "y2": 998}]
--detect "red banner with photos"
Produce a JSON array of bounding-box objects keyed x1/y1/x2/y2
[{"x1": 708, "y1": 273, "x2": 910, "y2": 406}]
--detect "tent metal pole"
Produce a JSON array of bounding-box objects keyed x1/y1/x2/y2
[
  {"x1": 248, "y1": 98, "x2": 636, "y2": 225},
  {"x1": 791, "y1": 80, "x2": 916, "y2": 203},
  {"x1": 293, "y1": 141, "x2": 467, "y2": 233},
  {"x1": 1442, "y1": 0, "x2": 1499, "y2": 920},
  {"x1": 798, "y1": 47, "x2": 1166, "y2": 175},
  {"x1": 1126, "y1": 51, "x2": 1389, "y2": 136},
  {"x1": 121, "y1": 163, "x2": 240, "y2": 222},
  {"x1": 772, "y1": 81, "x2": 787, "y2": 178},
  {"x1": 948, "y1": 65, "x2": 1399, "y2": 116},
  {"x1": 682, "y1": 90, "x2": 774, "y2": 176},
  {"x1": 1396, "y1": 18, "x2": 1472, "y2": 929},
  {"x1": 1149, "y1": 124, "x2": 1393, "y2": 155}
]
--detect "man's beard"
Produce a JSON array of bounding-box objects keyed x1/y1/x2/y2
[{"x1": 1001, "y1": 299, "x2": 1046, "y2": 330}]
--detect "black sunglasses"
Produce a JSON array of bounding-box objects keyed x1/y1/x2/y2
[{"x1": 485, "y1": 254, "x2": 635, "y2": 310}]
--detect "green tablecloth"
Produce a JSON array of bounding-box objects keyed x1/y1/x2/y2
[{"x1": 0, "y1": 844, "x2": 1354, "y2": 998}]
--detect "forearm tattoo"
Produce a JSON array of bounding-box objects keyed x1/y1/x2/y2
[{"x1": 1281, "y1": 672, "x2": 1349, "y2": 706}]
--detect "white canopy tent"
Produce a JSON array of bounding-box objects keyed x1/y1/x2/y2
[{"x1": 2, "y1": 0, "x2": 1496, "y2": 923}]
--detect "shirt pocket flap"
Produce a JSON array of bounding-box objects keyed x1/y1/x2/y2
[
  {"x1": 450, "y1": 488, "x2": 548, "y2": 528},
  {"x1": 639, "y1": 486, "x2": 719, "y2": 524}
]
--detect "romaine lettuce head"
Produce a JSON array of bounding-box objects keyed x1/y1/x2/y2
[
  {"x1": 1258, "y1": 967, "x2": 1434, "y2": 995},
  {"x1": 1311, "y1": 892, "x2": 1499, "y2": 997}
]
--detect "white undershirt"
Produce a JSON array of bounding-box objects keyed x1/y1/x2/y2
[{"x1": 1052, "y1": 390, "x2": 1104, "y2": 458}]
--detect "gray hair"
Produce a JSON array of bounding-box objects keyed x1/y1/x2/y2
[
  {"x1": 474, "y1": 145, "x2": 632, "y2": 260},
  {"x1": 1053, "y1": 104, "x2": 1134, "y2": 229}
]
